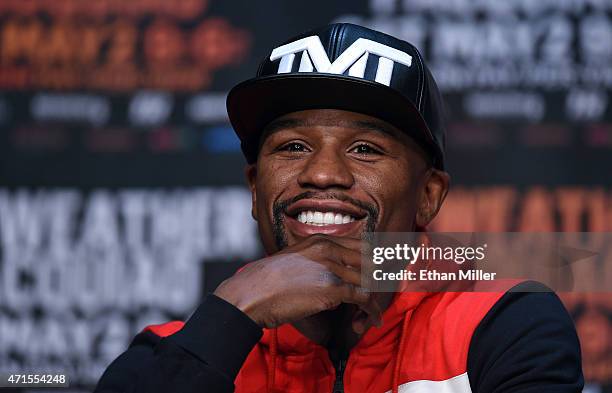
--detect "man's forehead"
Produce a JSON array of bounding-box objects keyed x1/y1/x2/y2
[{"x1": 261, "y1": 110, "x2": 405, "y2": 140}]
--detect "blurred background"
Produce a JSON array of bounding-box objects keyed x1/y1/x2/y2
[{"x1": 0, "y1": 0, "x2": 610, "y2": 392}]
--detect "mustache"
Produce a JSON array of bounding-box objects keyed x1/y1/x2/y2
[
  {"x1": 274, "y1": 191, "x2": 379, "y2": 218},
  {"x1": 272, "y1": 191, "x2": 379, "y2": 249}
]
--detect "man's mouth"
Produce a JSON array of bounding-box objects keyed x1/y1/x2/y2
[
  {"x1": 282, "y1": 199, "x2": 368, "y2": 237},
  {"x1": 272, "y1": 192, "x2": 379, "y2": 248},
  {"x1": 295, "y1": 210, "x2": 356, "y2": 226}
]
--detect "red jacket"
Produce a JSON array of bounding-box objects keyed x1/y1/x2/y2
[
  {"x1": 146, "y1": 289, "x2": 510, "y2": 393},
  {"x1": 96, "y1": 279, "x2": 582, "y2": 393}
]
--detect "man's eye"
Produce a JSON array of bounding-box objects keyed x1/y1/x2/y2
[
  {"x1": 280, "y1": 142, "x2": 308, "y2": 152},
  {"x1": 351, "y1": 144, "x2": 382, "y2": 155}
]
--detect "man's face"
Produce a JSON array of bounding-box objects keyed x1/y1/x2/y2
[{"x1": 247, "y1": 109, "x2": 448, "y2": 253}]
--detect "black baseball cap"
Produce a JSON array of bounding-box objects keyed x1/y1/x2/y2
[{"x1": 227, "y1": 23, "x2": 446, "y2": 169}]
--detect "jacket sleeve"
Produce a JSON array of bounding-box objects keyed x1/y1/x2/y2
[
  {"x1": 467, "y1": 281, "x2": 584, "y2": 393},
  {"x1": 94, "y1": 294, "x2": 263, "y2": 393}
]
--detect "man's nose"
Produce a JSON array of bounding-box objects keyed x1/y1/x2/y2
[{"x1": 297, "y1": 147, "x2": 355, "y2": 190}]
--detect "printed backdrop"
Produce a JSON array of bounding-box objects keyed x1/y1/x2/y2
[{"x1": 0, "y1": 0, "x2": 610, "y2": 391}]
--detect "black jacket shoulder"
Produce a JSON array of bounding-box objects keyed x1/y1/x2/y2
[{"x1": 468, "y1": 281, "x2": 584, "y2": 393}]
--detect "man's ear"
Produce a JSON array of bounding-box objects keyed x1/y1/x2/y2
[
  {"x1": 245, "y1": 164, "x2": 258, "y2": 221},
  {"x1": 416, "y1": 169, "x2": 450, "y2": 228}
]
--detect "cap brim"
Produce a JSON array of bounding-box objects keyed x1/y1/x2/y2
[{"x1": 227, "y1": 73, "x2": 440, "y2": 166}]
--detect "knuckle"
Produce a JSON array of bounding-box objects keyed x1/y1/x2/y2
[
  {"x1": 320, "y1": 271, "x2": 342, "y2": 286},
  {"x1": 320, "y1": 297, "x2": 337, "y2": 310}
]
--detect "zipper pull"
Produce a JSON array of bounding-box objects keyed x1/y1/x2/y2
[{"x1": 333, "y1": 359, "x2": 346, "y2": 393}]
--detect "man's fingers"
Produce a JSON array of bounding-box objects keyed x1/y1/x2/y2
[
  {"x1": 333, "y1": 246, "x2": 363, "y2": 269},
  {"x1": 291, "y1": 235, "x2": 365, "y2": 271},
  {"x1": 319, "y1": 239, "x2": 363, "y2": 269},
  {"x1": 326, "y1": 262, "x2": 361, "y2": 286}
]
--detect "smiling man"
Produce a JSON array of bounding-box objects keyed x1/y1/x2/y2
[{"x1": 96, "y1": 24, "x2": 583, "y2": 393}]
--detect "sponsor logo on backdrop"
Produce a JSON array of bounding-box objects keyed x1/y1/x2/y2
[
  {"x1": 31, "y1": 94, "x2": 110, "y2": 126},
  {"x1": 128, "y1": 92, "x2": 174, "y2": 127},
  {"x1": 186, "y1": 93, "x2": 229, "y2": 124}
]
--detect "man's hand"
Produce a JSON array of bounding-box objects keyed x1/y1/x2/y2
[{"x1": 213, "y1": 235, "x2": 382, "y2": 330}]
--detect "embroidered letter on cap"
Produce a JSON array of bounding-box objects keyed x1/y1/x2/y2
[{"x1": 270, "y1": 36, "x2": 412, "y2": 86}]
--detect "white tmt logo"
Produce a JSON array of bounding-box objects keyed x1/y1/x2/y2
[{"x1": 269, "y1": 36, "x2": 412, "y2": 86}]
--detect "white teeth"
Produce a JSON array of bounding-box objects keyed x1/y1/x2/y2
[
  {"x1": 295, "y1": 210, "x2": 356, "y2": 226},
  {"x1": 314, "y1": 211, "x2": 323, "y2": 224}
]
